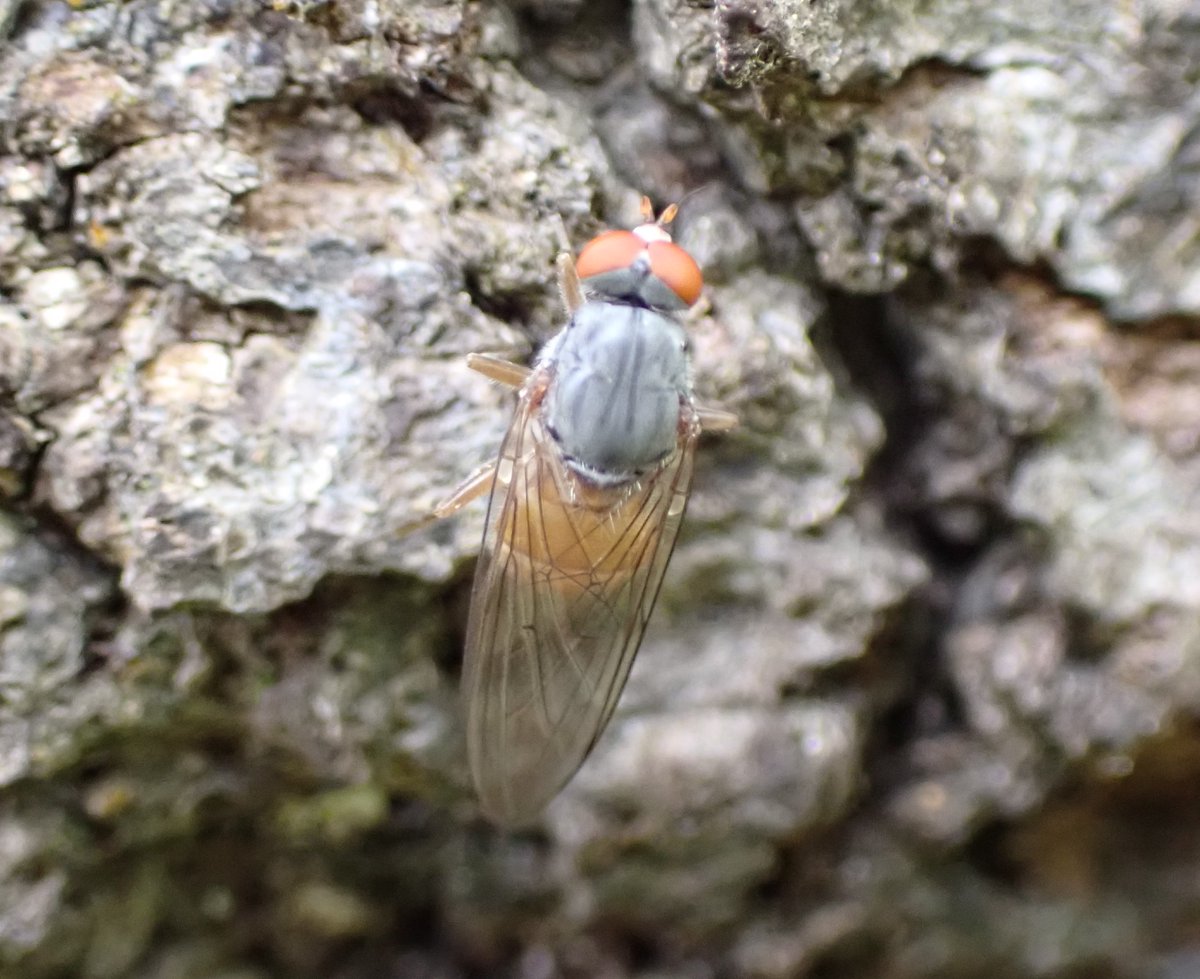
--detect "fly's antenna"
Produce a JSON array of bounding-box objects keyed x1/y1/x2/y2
[
  {"x1": 639, "y1": 195, "x2": 656, "y2": 224},
  {"x1": 633, "y1": 195, "x2": 681, "y2": 232},
  {"x1": 639, "y1": 195, "x2": 679, "y2": 229},
  {"x1": 641, "y1": 183, "x2": 716, "y2": 229}
]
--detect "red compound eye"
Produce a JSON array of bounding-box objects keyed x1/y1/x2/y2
[
  {"x1": 575, "y1": 230, "x2": 645, "y2": 281},
  {"x1": 576, "y1": 229, "x2": 704, "y2": 308},
  {"x1": 646, "y1": 240, "x2": 703, "y2": 307}
]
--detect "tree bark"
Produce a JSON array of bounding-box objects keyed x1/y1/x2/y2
[{"x1": 1, "y1": 1, "x2": 1199, "y2": 976}]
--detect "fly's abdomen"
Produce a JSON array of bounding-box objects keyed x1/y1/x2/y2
[{"x1": 501, "y1": 453, "x2": 664, "y2": 587}]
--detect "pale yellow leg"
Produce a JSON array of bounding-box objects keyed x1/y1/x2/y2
[
  {"x1": 429, "y1": 354, "x2": 530, "y2": 520},
  {"x1": 556, "y1": 252, "x2": 584, "y2": 315},
  {"x1": 433, "y1": 461, "x2": 497, "y2": 518},
  {"x1": 697, "y1": 406, "x2": 738, "y2": 432},
  {"x1": 554, "y1": 216, "x2": 584, "y2": 315},
  {"x1": 685, "y1": 293, "x2": 712, "y2": 322},
  {"x1": 466, "y1": 353, "x2": 531, "y2": 390}
]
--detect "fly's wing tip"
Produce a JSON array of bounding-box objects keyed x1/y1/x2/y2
[
  {"x1": 471, "y1": 769, "x2": 556, "y2": 828},
  {"x1": 467, "y1": 718, "x2": 574, "y2": 827}
]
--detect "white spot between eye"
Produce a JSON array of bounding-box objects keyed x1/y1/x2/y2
[{"x1": 633, "y1": 224, "x2": 672, "y2": 244}]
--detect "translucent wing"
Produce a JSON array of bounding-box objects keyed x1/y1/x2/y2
[{"x1": 462, "y1": 371, "x2": 697, "y2": 826}]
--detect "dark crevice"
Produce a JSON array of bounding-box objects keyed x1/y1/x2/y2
[
  {"x1": 55, "y1": 162, "x2": 77, "y2": 234},
  {"x1": 515, "y1": 0, "x2": 633, "y2": 86},
  {"x1": 817, "y1": 281, "x2": 1016, "y2": 567},
  {"x1": 1061, "y1": 602, "x2": 1120, "y2": 664},
  {"x1": 961, "y1": 816, "x2": 1023, "y2": 887},
  {"x1": 16, "y1": 486, "x2": 123, "y2": 583},
  {"x1": 3, "y1": 0, "x2": 39, "y2": 43},
  {"x1": 349, "y1": 85, "x2": 437, "y2": 143},
  {"x1": 812, "y1": 285, "x2": 1004, "y2": 792},
  {"x1": 810, "y1": 291, "x2": 915, "y2": 431},
  {"x1": 461, "y1": 266, "x2": 538, "y2": 328},
  {"x1": 78, "y1": 585, "x2": 129, "y2": 677}
]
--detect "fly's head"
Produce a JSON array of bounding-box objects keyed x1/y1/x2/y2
[{"x1": 574, "y1": 197, "x2": 702, "y2": 313}]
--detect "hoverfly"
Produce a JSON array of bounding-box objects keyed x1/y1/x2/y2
[{"x1": 436, "y1": 199, "x2": 737, "y2": 825}]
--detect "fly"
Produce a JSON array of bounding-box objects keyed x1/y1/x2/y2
[{"x1": 435, "y1": 198, "x2": 737, "y2": 825}]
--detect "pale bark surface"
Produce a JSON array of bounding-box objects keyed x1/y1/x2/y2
[{"x1": 1, "y1": 1, "x2": 1199, "y2": 977}]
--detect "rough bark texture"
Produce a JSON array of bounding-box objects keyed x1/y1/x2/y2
[{"x1": 1, "y1": 0, "x2": 1199, "y2": 977}]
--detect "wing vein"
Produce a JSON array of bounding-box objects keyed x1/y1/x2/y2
[{"x1": 463, "y1": 382, "x2": 700, "y2": 825}]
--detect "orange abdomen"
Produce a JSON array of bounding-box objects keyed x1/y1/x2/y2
[{"x1": 499, "y1": 451, "x2": 664, "y2": 588}]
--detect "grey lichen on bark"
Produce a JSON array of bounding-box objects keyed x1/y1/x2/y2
[{"x1": 1, "y1": 0, "x2": 1199, "y2": 977}]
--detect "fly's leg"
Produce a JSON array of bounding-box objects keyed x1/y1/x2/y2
[
  {"x1": 697, "y1": 406, "x2": 738, "y2": 432},
  {"x1": 433, "y1": 461, "x2": 497, "y2": 519},
  {"x1": 467, "y1": 353, "x2": 531, "y2": 390},
  {"x1": 557, "y1": 253, "x2": 584, "y2": 315},
  {"x1": 684, "y1": 293, "x2": 712, "y2": 323},
  {"x1": 554, "y1": 217, "x2": 585, "y2": 315},
  {"x1": 405, "y1": 463, "x2": 494, "y2": 530},
  {"x1": 433, "y1": 356, "x2": 534, "y2": 519}
]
